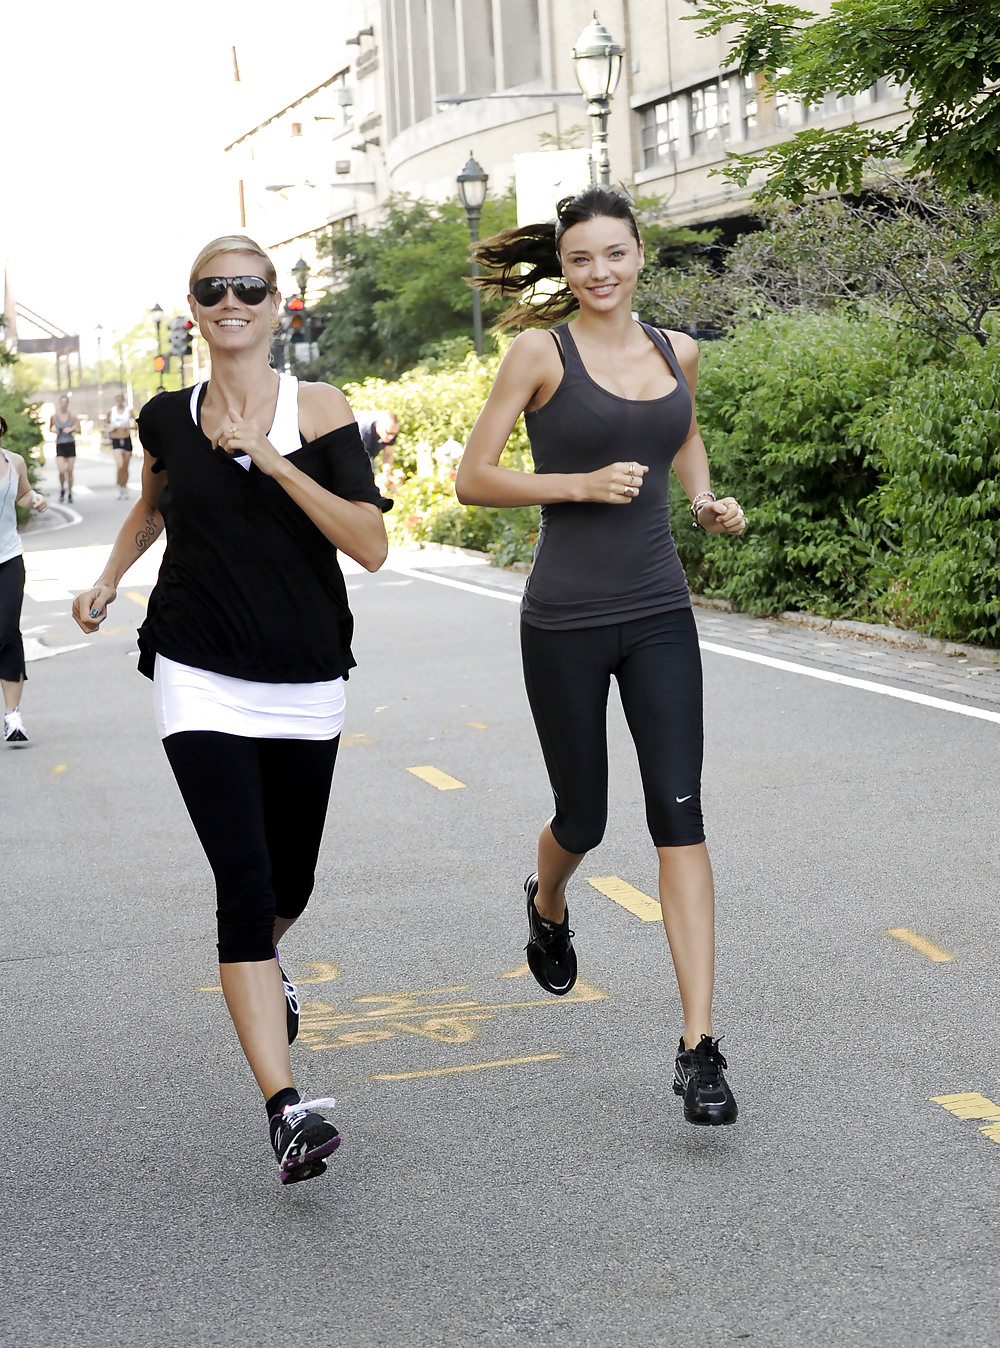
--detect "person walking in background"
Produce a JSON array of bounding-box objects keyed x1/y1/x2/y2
[
  {"x1": 49, "y1": 395, "x2": 79, "y2": 503},
  {"x1": 107, "y1": 391, "x2": 135, "y2": 499},
  {"x1": 456, "y1": 187, "x2": 747, "y2": 1128},
  {"x1": 355, "y1": 409, "x2": 400, "y2": 474},
  {"x1": 0, "y1": 415, "x2": 48, "y2": 744},
  {"x1": 72, "y1": 234, "x2": 391, "y2": 1184}
]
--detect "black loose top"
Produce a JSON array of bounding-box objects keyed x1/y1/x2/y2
[
  {"x1": 521, "y1": 322, "x2": 693, "y2": 630},
  {"x1": 135, "y1": 388, "x2": 391, "y2": 683}
]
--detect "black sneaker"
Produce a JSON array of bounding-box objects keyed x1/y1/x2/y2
[
  {"x1": 673, "y1": 1034, "x2": 738, "y2": 1126},
  {"x1": 524, "y1": 873, "x2": 577, "y2": 996},
  {"x1": 276, "y1": 958, "x2": 300, "y2": 1044},
  {"x1": 269, "y1": 1097, "x2": 340, "y2": 1185}
]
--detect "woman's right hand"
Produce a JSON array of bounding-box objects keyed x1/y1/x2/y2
[
  {"x1": 577, "y1": 461, "x2": 649, "y2": 504},
  {"x1": 72, "y1": 583, "x2": 117, "y2": 633}
]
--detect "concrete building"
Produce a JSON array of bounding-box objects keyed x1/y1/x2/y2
[{"x1": 225, "y1": 0, "x2": 908, "y2": 295}]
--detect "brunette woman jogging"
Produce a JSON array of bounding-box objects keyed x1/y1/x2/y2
[
  {"x1": 73, "y1": 235, "x2": 391, "y2": 1182},
  {"x1": 456, "y1": 188, "x2": 746, "y2": 1127}
]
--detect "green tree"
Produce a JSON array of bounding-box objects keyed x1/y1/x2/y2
[
  {"x1": 692, "y1": 0, "x2": 1000, "y2": 200},
  {"x1": 310, "y1": 191, "x2": 518, "y2": 385},
  {"x1": 636, "y1": 176, "x2": 1000, "y2": 350},
  {"x1": 0, "y1": 346, "x2": 44, "y2": 491}
]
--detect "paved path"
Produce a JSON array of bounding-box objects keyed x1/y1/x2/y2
[{"x1": 4, "y1": 458, "x2": 1000, "y2": 1347}]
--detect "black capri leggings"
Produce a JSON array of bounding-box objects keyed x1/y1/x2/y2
[
  {"x1": 520, "y1": 607, "x2": 705, "y2": 854},
  {"x1": 0, "y1": 555, "x2": 27, "y2": 683},
  {"x1": 162, "y1": 731, "x2": 340, "y2": 963}
]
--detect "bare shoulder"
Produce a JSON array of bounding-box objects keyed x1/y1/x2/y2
[
  {"x1": 659, "y1": 328, "x2": 699, "y2": 364},
  {"x1": 298, "y1": 380, "x2": 354, "y2": 439}
]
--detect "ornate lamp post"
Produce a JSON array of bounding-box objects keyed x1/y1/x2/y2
[
  {"x1": 291, "y1": 257, "x2": 310, "y2": 301},
  {"x1": 572, "y1": 12, "x2": 625, "y2": 187},
  {"x1": 456, "y1": 153, "x2": 489, "y2": 357},
  {"x1": 95, "y1": 323, "x2": 104, "y2": 425}
]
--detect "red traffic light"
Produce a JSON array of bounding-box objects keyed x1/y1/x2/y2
[
  {"x1": 183, "y1": 319, "x2": 195, "y2": 331},
  {"x1": 153, "y1": 355, "x2": 167, "y2": 372},
  {"x1": 287, "y1": 296, "x2": 305, "y2": 311}
]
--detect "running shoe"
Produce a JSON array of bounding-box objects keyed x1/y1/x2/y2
[
  {"x1": 4, "y1": 710, "x2": 28, "y2": 744},
  {"x1": 58, "y1": 489, "x2": 65, "y2": 503},
  {"x1": 277, "y1": 957, "x2": 300, "y2": 1044},
  {"x1": 673, "y1": 1034, "x2": 738, "y2": 1126},
  {"x1": 269, "y1": 1097, "x2": 340, "y2": 1185},
  {"x1": 524, "y1": 873, "x2": 577, "y2": 996}
]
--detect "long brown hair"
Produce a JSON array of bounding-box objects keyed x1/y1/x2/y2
[{"x1": 472, "y1": 186, "x2": 641, "y2": 330}]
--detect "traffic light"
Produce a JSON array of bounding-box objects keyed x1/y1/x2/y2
[
  {"x1": 153, "y1": 354, "x2": 169, "y2": 374},
  {"x1": 284, "y1": 295, "x2": 307, "y2": 339},
  {"x1": 167, "y1": 317, "x2": 189, "y2": 356},
  {"x1": 182, "y1": 319, "x2": 195, "y2": 356}
]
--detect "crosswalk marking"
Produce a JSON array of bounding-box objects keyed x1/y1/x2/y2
[
  {"x1": 588, "y1": 876, "x2": 661, "y2": 922},
  {"x1": 407, "y1": 765, "x2": 466, "y2": 791}
]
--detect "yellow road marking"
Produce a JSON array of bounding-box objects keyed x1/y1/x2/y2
[
  {"x1": 931, "y1": 1092, "x2": 1000, "y2": 1145},
  {"x1": 296, "y1": 961, "x2": 341, "y2": 985},
  {"x1": 467, "y1": 721, "x2": 488, "y2": 729},
  {"x1": 124, "y1": 590, "x2": 148, "y2": 610},
  {"x1": 407, "y1": 764, "x2": 466, "y2": 791},
  {"x1": 500, "y1": 962, "x2": 532, "y2": 979},
  {"x1": 588, "y1": 876, "x2": 661, "y2": 922},
  {"x1": 341, "y1": 732, "x2": 373, "y2": 746},
  {"x1": 931, "y1": 1091, "x2": 1000, "y2": 1121},
  {"x1": 368, "y1": 1053, "x2": 563, "y2": 1081},
  {"x1": 888, "y1": 928, "x2": 954, "y2": 962},
  {"x1": 51, "y1": 764, "x2": 68, "y2": 775}
]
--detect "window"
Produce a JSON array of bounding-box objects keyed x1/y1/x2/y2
[
  {"x1": 741, "y1": 73, "x2": 757, "y2": 137},
  {"x1": 640, "y1": 97, "x2": 681, "y2": 169},
  {"x1": 291, "y1": 122, "x2": 303, "y2": 137},
  {"x1": 690, "y1": 76, "x2": 730, "y2": 155}
]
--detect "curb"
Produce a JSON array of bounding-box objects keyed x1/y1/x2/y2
[{"x1": 400, "y1": 542, "x2": 999, "y2": 664}]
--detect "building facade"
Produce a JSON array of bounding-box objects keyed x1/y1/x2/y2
[{"x1": 225, "y1": 0, "x2": 909, "y2": 296}]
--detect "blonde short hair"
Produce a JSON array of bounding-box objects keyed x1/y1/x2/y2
[{"x1": 188, "y1": 235, "x2": 278, "y2": 294}]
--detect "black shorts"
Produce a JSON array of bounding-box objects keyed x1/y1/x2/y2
[
  {"x1": 56, "y1": 441, "x2": 76, "y2": 458},
  {"x1": 111, "y1": 438, "x2": 132, "y2": 453}
]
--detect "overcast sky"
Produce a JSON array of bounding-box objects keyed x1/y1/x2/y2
[{"x1": 3, "y1": 0, "x2": 354, "y2": 362}]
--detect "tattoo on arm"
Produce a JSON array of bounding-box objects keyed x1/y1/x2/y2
[{"x1": 135, "y1": 513, "x2": 158, "y2": 553}]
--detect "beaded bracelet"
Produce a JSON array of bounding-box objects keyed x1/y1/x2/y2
[{"x1": 690, "y1": 490, "x2": 717, "y2": 529}]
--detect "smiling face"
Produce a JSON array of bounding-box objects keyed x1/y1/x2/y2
[
  {"x1": 558, "y1": 214, "x2": 644, "y2": 313},
  {"x1": 188, "y1": 250, "x2": 281, "y2": 353}
]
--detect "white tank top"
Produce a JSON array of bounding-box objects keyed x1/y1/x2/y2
[
  {"x1": 109, "y1": 404, "x2": 131, "y2": 432},
  {"x1": 153, "y1": 374, "x2": 346, "y2": 741}
]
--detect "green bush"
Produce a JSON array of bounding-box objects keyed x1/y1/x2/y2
[
  {"x1": 870, "y1": 344, "x2": 1000, "y2": 643},
  {"x1": 344, "y1": 349, "x2": 540, "y2": 565},
  {"x1": 686, "y1": 311, "x2": 929, "y2": 616}
]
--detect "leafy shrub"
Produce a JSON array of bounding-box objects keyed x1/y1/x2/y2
[
  {"x1": 345, "y1": 349, "x2": 539, "y2": 565},
  {"x1": 686, "y1": 310, "x2": 927, "y2": 616},
  {"x1": 870, "y1": 344, "x2": 1000, "y2": 643}
]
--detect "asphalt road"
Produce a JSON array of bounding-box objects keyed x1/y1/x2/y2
[{"x1": 4, "y1": 440, "x2": 1000, "y2": 1347}]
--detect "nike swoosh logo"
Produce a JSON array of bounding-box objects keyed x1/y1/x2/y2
[{"x1": 675, "y1": 794, "x2": 692, "y2": 802}]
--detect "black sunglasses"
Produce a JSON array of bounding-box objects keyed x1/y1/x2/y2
[{"x1": 191, "y1": 275, "x2": 274, "y2": 307}]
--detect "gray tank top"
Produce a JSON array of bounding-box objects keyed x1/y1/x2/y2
[
  {"x1": 54, "y1": 411, "x2": 75, "y2": 444},
  {"x1": 521, "y1": 322, "x2": 692, "y2": 630},
  {"x1": 0, "y1": 450, "x2": 23, "y2": 564}
]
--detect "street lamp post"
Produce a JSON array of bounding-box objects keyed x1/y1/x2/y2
[
  {"x1": 457, "y1": 153, "x2": 489, "y2": 357},
  {"x1": 572, "y1": 12, "x2": 625, "y2": 188},
  {"x1": 150, "y1": 302, "x2": 164, "y2": 391},
  {"x1": 291, "y1": 258, "x2": 311, "y2": 363},
  {"x1": 95, "y1": 324, "x2": 104, "y2": 428}
]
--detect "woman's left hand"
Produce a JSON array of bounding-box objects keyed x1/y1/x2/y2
[
  {"x1": 219, "y1": 408, "x2": 284, "y2": 475},
  {"x1": 697, "y1": 496, "x2": 747, "y2": 535},
  {"x1": 32, "y1": 492, "x2": 48, "y2": 513}
]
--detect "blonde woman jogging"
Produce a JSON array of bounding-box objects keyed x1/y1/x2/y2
[{"x1": 73, "y1": 235, "x2": 391, "y2": 1181}]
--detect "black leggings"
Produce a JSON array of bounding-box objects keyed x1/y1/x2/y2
[
  {"x1": 0, "y1": 555, "x2": 26, "y2": 683},
  {"x1": 162, "y1": 731, "x2": 340, "y2": 963},
  {"x1": 520, "y1": 607, "x2": 705, "y2": 854}
]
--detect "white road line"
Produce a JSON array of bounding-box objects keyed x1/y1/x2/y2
[
  {"x1": 698, "y1": 641, "x2": 1000, "y2": 726},
  {"x1": 394, "y1": 566, "x2": 1000, "y2": 726}
]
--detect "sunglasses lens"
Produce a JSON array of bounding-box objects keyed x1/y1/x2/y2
[
  {"x1": 192, "y1": 276, "x2": 270, "y2": 306},
  {"x1": 192, "y1": 277, "x2": 229, "y2": 306},
  {"x1": 231, "y1": 277, "x2": 270, "y2": 305}
]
